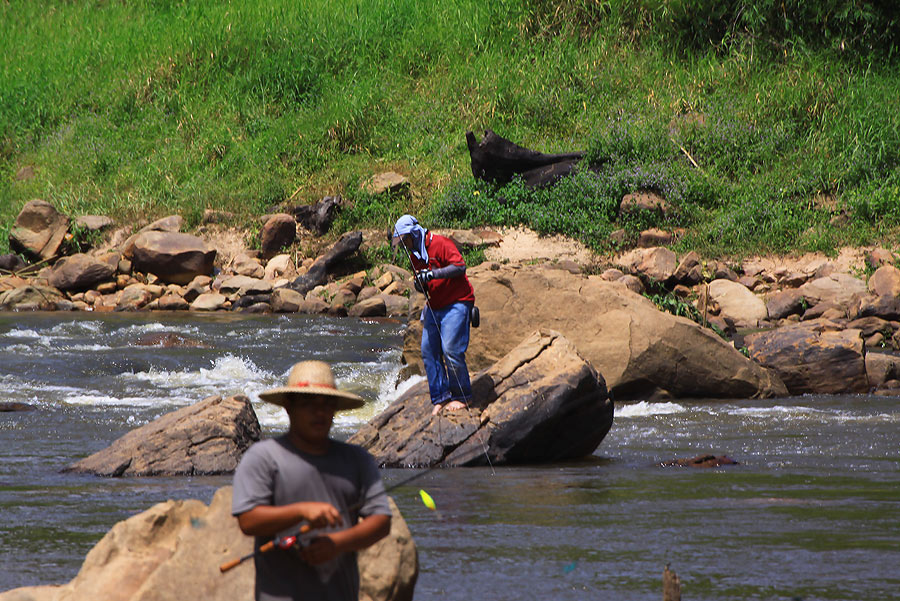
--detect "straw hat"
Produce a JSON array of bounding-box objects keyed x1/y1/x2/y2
[{"x1": 259, "y1": 361, "x2": 365, "y2": 410}]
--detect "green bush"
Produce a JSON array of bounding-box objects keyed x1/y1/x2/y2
[{"x1": 658, "y1": 0, "x2": 900, "y2": 59}]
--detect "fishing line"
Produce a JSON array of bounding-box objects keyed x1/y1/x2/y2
[{"x1": 393, "y1": 221, "x2": 496, "y2": 475}]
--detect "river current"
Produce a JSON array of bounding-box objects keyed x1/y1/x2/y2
[{"x1": 1, "y1": 312, "x2": 898, "y2": 600}]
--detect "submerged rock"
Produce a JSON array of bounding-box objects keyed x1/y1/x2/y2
[
  {"x1": 351, "y1": 330, "x2": 613, "y2": 467},
  {"x1": 660, "y1": 455, "x2": 740, "y2": 468}
]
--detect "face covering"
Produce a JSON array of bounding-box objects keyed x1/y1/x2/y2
[{"x1": 392, "y1": 214, "x2": 429, "y2": 263}]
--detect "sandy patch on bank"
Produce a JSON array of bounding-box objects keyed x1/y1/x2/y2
[
  {"x1": 738, "y1": 247, "x2": 870, "y2": 276},
  {"x1": 197, "y1": 226, "x2": 250, "y2": 269},
  {"x1": 483, "y1": 226, "x2": 596, "y2": 265}
]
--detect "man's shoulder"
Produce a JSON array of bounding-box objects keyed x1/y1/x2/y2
[
  {"x1": 429, "y1": 233, "x2": 463, "y2": 260},
  {"x1": 241, "y1": 436, "x2": 288, "y2": 462},
  {"x1": 329, "y1": 439, "x2": 371, "y2": 459}
]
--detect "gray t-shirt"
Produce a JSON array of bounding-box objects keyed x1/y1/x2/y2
[{"x1": 232, "y1": 436, "x2": 392, "y2": 601}]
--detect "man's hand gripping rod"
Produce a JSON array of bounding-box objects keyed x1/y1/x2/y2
[{"x1": 219, "y1": 465, "x2": 440, "y2": 573}]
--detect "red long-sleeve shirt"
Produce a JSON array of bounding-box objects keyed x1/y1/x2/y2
[{"x1": 409, "y1": 232, "x2": 475, "y2": 310}]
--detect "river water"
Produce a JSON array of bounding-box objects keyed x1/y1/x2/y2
[{"x1": 1, "y1": 312, "x2": 898, "y2": 600}]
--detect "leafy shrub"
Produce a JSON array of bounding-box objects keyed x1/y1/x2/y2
[{"x1": 658, "y1": 0, "x2": 900, "y2": 59}]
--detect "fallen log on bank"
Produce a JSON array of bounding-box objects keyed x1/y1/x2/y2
[{"x1": 466, "y1": 129, "x2": 587, "y2": 188}]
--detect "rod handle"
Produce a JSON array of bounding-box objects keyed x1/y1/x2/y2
[
  {"x1": 219, "y1": 557, "x2": 244, "y2": 573},
  {"x1": 218, "y1": 524, "x2": 312, "y2": 573}
]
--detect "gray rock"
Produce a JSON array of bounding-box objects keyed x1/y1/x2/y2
[
  {"x1": 64, "y1": 395, "x2": 260, "y2": 477},
  {"x1": 259, "y1": 214, "x2": 296, "y2": 259},
  {"x1": 0, "y1": 253, "x2": 28, "y2": 273},
  {"x1": 745, "y1": 320, "x2": 867, "y2": 395},
  {"x1": 9, "y1": 199, "x2": 69, "y2": 262},
  {"x1": 132, "y1": 231, "x2": 216, "y2": 285},
  {"x1": 766, "y1": 289, "x2": 805, "y2": 320},
  {"x1": 351, "y1": 330, "x2": 613, "y2": 467},
  {"x1": 708, "y1": 279, "x2": 768, "y2": 327},
  {"x1": 615, "y1": 247, "x2": 676, "y2": 282},
  {"x1": 140, "y1": 215, "x2": 183, "y2": 233},
  {"x1": 0, "y1": 284, "x2": 67, "y2": 311},
  {"x1": 673, "y1": 251, "x2": 702, "y2": 285},
  {"x1": 270, "y1": 288, "x2": 304, "y2": 312},
  {"x1": 47, "y1": 253, "x2": 116, "y2": 291},
  {"x1": 73, "y1": 215, "x2": 114, "y2": 232},
  {"x1": 190, "y1": 293, "x2": 227, "y2": 311},
  {"x1": 349, "y1": 297, "x2": 387, "y2": 318},
  {"x1": 865, "y1": 352, "x2": 900, "y2": 390},
  {"x1": 290, "y1": 231, "x2": 362, "y2": 295}
]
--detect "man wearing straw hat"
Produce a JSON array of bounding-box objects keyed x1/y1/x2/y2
[{"x1": 232, "y1": 361, "x2": 392, "y2": 601}]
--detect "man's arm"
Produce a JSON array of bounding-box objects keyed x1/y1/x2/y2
[{"x1": 237, "y1": 501, "x2": 343, "y2": 538}]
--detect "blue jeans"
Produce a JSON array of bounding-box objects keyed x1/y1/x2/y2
[{"x1": 421, "y1": 301, "x2": 473, "y2": 405}]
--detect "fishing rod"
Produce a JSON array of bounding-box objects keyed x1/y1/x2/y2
[
  {"x1": 392, "y1": 221, "x2": 496, "y2": 474},
  {"x1": 219, "y1": 464, "x2": 441, "y2": 573}
]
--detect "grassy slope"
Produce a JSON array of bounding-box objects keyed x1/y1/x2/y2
[{"x1": 2, "y1": 0, "x2": 898, "y2": 258}]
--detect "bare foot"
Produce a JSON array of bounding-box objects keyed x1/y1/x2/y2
[
  {"x1": 444, "y1": 400, "x2": 467, "y2": 411},
  {"x1": 431, "y1": 403, "x2": 444, "y2": 416}
]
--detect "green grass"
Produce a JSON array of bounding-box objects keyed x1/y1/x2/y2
[{"x1": 2, "y1": 1, "x2": 899, "y2": 259}]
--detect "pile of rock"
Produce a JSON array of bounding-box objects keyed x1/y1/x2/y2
[
  {"x1": 606, "y1": 246, "x2": 900, "y2": 344},
  {"x1": 593, "y1": 245, "x2": 900, "y2": 396},
  {"x1": 0, "y1": 200, "x2": 413, "y2": 319}
]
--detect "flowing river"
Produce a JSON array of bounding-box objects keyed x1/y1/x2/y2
[{"x1": 1, "y1": 312, "x2": 898, "y2": 600}]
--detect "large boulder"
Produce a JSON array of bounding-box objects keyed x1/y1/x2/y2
[
  {"x1": 47, "y1": 253, "x2": 116, "y2": 292},
  {"x1": 131, "y1": 231, "x2": 216, "y2": 285},
  {"x1": 798, "y1": 273, "x2": 867, "y2": 307},
  {"x1": 64, "y1": 395, "x2": 260, "y2": 477},
  {"x1": 868, "y1": 265, "x2": 900, "y2": 297},
  {"x1": 9, "y1": 199, "x2": 70, "y2": 262},
  {"x1": 351, "y1": 330, "x2": 613, "y2": 467},
  {"x1": 451, "y1": 263, "x2": 786, "y2": 400},
  {"x1": 707, "y1": 278, "x2": 768, "y2": 327},
  {"x1": 0, "y1": 487, "x2": 416, "y2": 601},
  {"x1": 744, "y1": 320, "x2": 868, "y2": 394}
]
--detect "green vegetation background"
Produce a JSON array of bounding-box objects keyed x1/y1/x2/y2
[{"x1": 2, "y1": 0, "x2": 898, "y2": 258}]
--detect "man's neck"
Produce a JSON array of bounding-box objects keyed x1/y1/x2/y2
[{"x1": 287, "y1": 431, "x2": 331, "y2": 455}]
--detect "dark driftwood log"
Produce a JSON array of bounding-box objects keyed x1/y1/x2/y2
[
  {"x1": 289, "y1": 195, "x2": 343, "y2": 236},
  {"x1": 466, "y1": 129, "x2": 585, "y2": 188},
  {"x1": 289, "y1": 231, "x2": 363, "y2": 295}
]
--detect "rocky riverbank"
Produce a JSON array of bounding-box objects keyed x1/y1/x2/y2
[{"x1": 4, "y1": 195, "x2": 900, "y2": 398}]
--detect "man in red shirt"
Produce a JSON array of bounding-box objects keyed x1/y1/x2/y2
[{"x1": 393, "y1": 215, "x2": 475, "y2": 415}]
